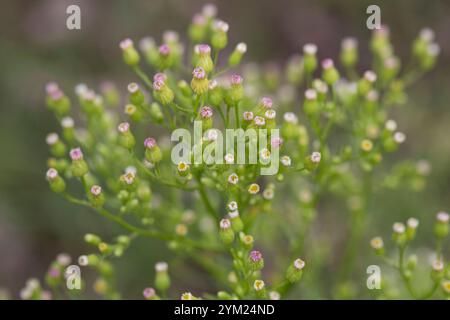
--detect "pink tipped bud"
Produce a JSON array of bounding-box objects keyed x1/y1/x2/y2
[
  {"x1": 249, "y1": 250, "x2": 263, "y2": 262},
  {"x1": 197, "y1": 44, "x2": 211, "y2": 54},
  {"x1": 200, "y1": 106, "x2": 213, "y2": 118},
  {"x1": 119, "y1": 38, "x2": 133, "y2": 50},
  {"x1": 230, "y1": 74, "x2": 243, "y2": 85},
  {"x1": 437, "y1": 211, "x2": 449, "y2": 223},
  {"x1": 153, "y1": 79, "x2": 165, "y2": 91},
  {"x1": 158, "y1": 44, "x2": 170, "y2": 56},
  {"x1": 90, "y1": 185, "x2": 102, "y2": 196},
  {"x1": 46, "y1": 133, "x2": 59, "y2": 145},
  {"x1": 261, "y1": 97, "x2": 273, "y2": 109},
  {"x1": 118, "y1": 122, "x2": 130, "y2": 133},
  {"x1": 46, "y1": 168, "x2": 58, "y2": 181},
  {"x1": 143, "y1": 287, "x2": 156, "y2": 299},
  {"x1": 192, "y1": 67, "x2": 206, "y2": 79},
  {"x1": 70, "y1": 148, "x2": 83, "y2": 161},
  {"x1": 144, "y1": 137, "x2": 157, "y2": 149},
  {"x1": 46, "y1": 82, "x2": 59, "y2": 95},
  {"x1": 271, "y1": 137, "x2": 283, "y2": 148},
  {"x1": 153, "y1": 73, "x2": 167, "y2": 82},
  {"x1": 321, "y1": 58, "x2": 334, "y2": 69}
]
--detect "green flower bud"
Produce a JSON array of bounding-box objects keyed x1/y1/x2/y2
[
  {"x1": 194, "y1": 44, "x2": 214, "y2": 73},
  {"x1": 286, "y1": 258, "x2": 305, "y2": 283},
  {"x1": 406, "y1": 255, "x2": 418, "y2": 271},
  {"x1": 286, "y1": 55, "x2": 304, "y2": 85},
  {"x1": 153, "y1": 76, "x2": 174, "y2": 106},
  {"x1": 191, "y1": 67, "x2": 209, "y2": 95},
  {"x1": 149, "y1": 102, "x2": 164, "y2": 123},
  {"x1": 156, "y1": 44, "x2": 174, "y2": 70},
  {"x1": 304, "y1": 151, "x2": 321, "y2": 171},
  {"x1": 303, "y1": 43, "x2": 318, "y2": 74},
  {"x1": 321, "y1": 59, "x2": 340, "y2": 85},
  {"x1": 392, "y1": 222, "x2": 407, "y2": 247},
  {"x1": 434, "y1": 212, "x2": 449, "y2": 238},
  {"x1": 124, "y1": 103, "x2": 143, "y2": 123},
  {"x1": 143, "y1": 287, "x2": 160, "y2": 300},
  {"x1": 88, "y1": 185, "x2": 105, "y2": 207},
  {"x1": 119, "y1": 39, "x2": 140, "y2": 66},
  {"x1": 60, "y1": 117, "x2": 75, "y2": 142},
  {"x1": 127, "y1": 83, "x2": 145, "y2": 106},
  {"x1": 197, "y1": 106, "x2": 213, "y2": 131},
  {"x1": 139, "y1": 37, "x2": 159, "y2": 67},
  {"x1": 229, "y1": 211, "x2": 243, "y2": 233},
  {"x1": 303, "y1": 89, "x2": 318, "y2": 115},
  {"x1": 84, "y1": 233, "x2": 102, "y2": 246},
  {"x1": 208, "y1": 80, "x2": 223, "y2": 106},
  {"x1": 219, "y1": 219, "x2": 235, "y2": 245},
  {"x1": 227, "y1": 74, "x2": 244, "y2": 104},
  {"x1": 46, "y1": 133, "x2": 66, "y2": 158},
  {"x1": 155, "y1": 262, "x2": 170, "y2": 291},
  {"x1": 69, "y1": 148, "x2": 89, "y2": 177},
  {"x1": 340, "y1": 37, "x2": 358, "y2": 69},
  {"x1": 46, "y1": 168, "x2": 66, "y2": 193},
  {"x1": 248, "y1": 250, "x2": 264, "y2": 271},
  {"x1": 100, "y1": 81, "x2": 120, "y2": 107},
  {"x1": 228, "y1": 42, "x2": 247, "y2": 67},
  {"x1": 117, "y1": 122, "x2": 136, "y2": 150},
  {"x1": 211, "y1": 20, "x2": 229, "y2": 50},
  {"x1": 188, "y1": 14, "x2": 207, "y2": 43},
  {"x1": 178, "y1": 80, "x2": 192, "y2": 97},
  {"x1": 45, "y1": 83, "x2": 71, "y2": 116},
  {"x1": 357, "y1": 71, "x2": 377, "y2": 96},
  {"x1": 406, "y1": 218, "x2": 419, "y2": 240},
  {"x1": 144, "y1": 137, "x2": 162, "y2": 164},
  {"x1": 370, "y1": 237, "x2": 384, "y2": 256}
]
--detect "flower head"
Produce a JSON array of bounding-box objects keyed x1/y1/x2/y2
[
  {"x1": 118, "y1": 122, "x2": 130, "y2": 133},
  {"x1": 69, "y1": 148, "x2": 83, "y2": 161},
  {"x1": 46, "y1": 168, "x2": 58, "y2": 181},
  {"x1": 119, "y1": 38, "x2": 133, "y2": 50},
  {"x1": 437, "y1": 211, "x2": 449, "y2": 223},
  {"x1": 158, "y1": 44, "x2": 171, "y2": 56},
  {"x1": 261, "y1": 97, "x2": 273, "y2": 109},
  {"x1": 311, "y1": 151, "x2": 321, "y2": 164},
  {"x1": 228, "y1": 201, "x2": 238, "y2": 211},
  {"x1": 200, "y1": 106, "x2": 213, "y2": 118},
  {"x1": 283, "y1": 112, "x2": 298, "y2": 124},
  {"x1": 143, "y1": 287, "x2": 156, "y2": 299},
  {"x1": 220, "y1": 218, "x2": 231, "y2": 229},
  {"x1": 393, "y1": 222, "x2": 406, "y2": 234},
  {"x1": 197, "y1": 44, "x2": 211, "y2": 54},
  {"x1": 192, "y1": 67, "x2": 206, "y2": 79},
  {"x1": 144, "y1": 137, "x2": 157, "y2": 149},
  {"x1": 248, "y1": 183, "x2": 260, "y2": 194},
  {"x1": 270, "y1": 137, "x2": 283, "y2": 148},
  {"x1": 230, "y1": 74, "x2": 243, "y2": 85},
  {"x1": 46, "y1": 133, "x2": 59, "y2": 145},
  {"x1": 303, "y1": 43, "x2": 317, "y2": 55},
  {"x1": 243, "y1": 111, "x2": 254, "y2": 121},
  {"x1": 265, "y1": 109, "x2": 276, "y2": 120},
  {"x1": 294, "y1": 258, "x2": 306, "y2": 270},
  {"x1": 321, "y1": 58, "x2": 334, "y2": 69},
  {"x1": 228, "y1": 173, "x2": 239, "y2": 185},
  {"x1": 253, "y1": 280, "x2": 265, "y2": 291},
  {"x1": 370, "y1": 237, "x2": 384, "y2": 250},
  {"x1": 250, "y1": 250, "x2": 263, "y2": 262},
  {"x1": 254, "y1": 116, "x2": 265, "y2": 126},
  {"x1": 90, "y1": 185, "x2": 102, "y2": 196},
  {"x1": 281, "y1": 155, "x2": 292, "y2": 167}
]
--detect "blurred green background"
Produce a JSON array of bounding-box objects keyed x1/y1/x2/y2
[{"x1": 0, "y1": 0, "x2": 449, "y2": 298}]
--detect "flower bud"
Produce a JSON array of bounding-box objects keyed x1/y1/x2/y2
[
  {"x1": 340, "y1": 37, "x2": 358, "y2": 69},
  {"x1": 303, "y1": 89, "x2": 318, "y2": 115},
  {"x1": 240, "y1": 233, "x2": 254, "y2": 250},
  {"x1": 69, "y1": 148, "x2": 89, "y2": 177},
  {"x1": 321, "y1": 59, "x2": 340, "y2": 85},
  {"x1": 370, "y1": 237, "x2": 384, "y2": 256},
  {"x1": 303, "y1": 43, "x2": 318, "y2": 74},
  {"x1": 117, "y1": 122, "x2": 136, "y2": 150},
  {"x1": 88, "y1": 185, "x2": 105, "y2": 207},
  {"x1": 286, "y1": 258, "x2": 305, "y2": 283},
  {"x1": 120, "y1": 38, "x2": 140, "y2": 66},
  {"x1": 84, "y1": 233, "x2": 101, "y2": 246},
  {"x1": 253, "y1": 280, "x2": 266, "y2": 298},
  {"x1": 248, "y1": 183, "x2": 260, "y2": 195},
  {"x1": 46, "y1": 168, "x2": 66, "y2": 193},
  {"x1": 154, "y1": 262, "x2": 170, "y2": 291},
  {"x1": 60, "y1": 117, "x2": 75, "y2": 142},
  {"x1": 197, "y1": 106, "x2": 213, "y2": 130},
  {"x1": 194, "y1": 44, "x2": 214, "y2": 73},
  {"x1": 211, "y1": 20, "x2": 229, "y2": 50},
  {"x1": 219, "y1": 219, "x2": 234, "y2": 245},
  {"x1": 406, "y1": 218, "x2": 419, "y2": 240},
  {"x1": 45, "y1": 83, "x2": 71, "y2": 116},
  {"x1": 127, "y1": 82, "x2": 145, "y2": 106},
  {"x1": 144, "y1": 137, "x2": 162, "y2": 164},
  {"x1": 248, "y1": 250, "x2": 264, "y2": 271},
  {"x1": 149, "y1": 102, "x2": 164, "y2": 123},
  {"x1": 392, "y1": 222, "x2": 407, "y2": 246},
  {"x1": 153, "y1": 76, "x2": 174, "y2": 105},
  {"x1": 358, "y1": 71, "x2": 377, "y2": 96},
  {"x1": 143, "y1": 287, "x2": 160, "y2": 300},
  {"x1": 157, "y1": 44, "x2": 174, "y2": 70},
  {"x1": 228, "y1": 42, "x2": 247, "y2": 67},
  {"x1": 191, "y1": 67, "x2": 209, "y2": 95},
  {"x1": 227, "y1": 74, "x2": 244, "y2": 104},
  {"x1": 304, "y1": 151, "x2": 321, "y2": 171},
  {"x1": 228, "y1": 210, "x2": 243, "y2": 233},
  {"x1": 434, "y1": 211, "x2": 449, "y2": 238},
  {"x1": 46, "y1": 133, "x2": 66, "y2": 158}
]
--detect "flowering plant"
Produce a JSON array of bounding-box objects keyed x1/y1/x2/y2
[{"x1": 20, "y1": 4, "x2": 448, "y2": 300}]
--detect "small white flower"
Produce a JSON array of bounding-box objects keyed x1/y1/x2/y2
[
  {"x1": 228, "y1": 173, "x2": 239, "y2": 185},
  {"x1": 305, "y1": 89, "x2": 317, "y2": 100},
  {"x1": 283, "y1": 112, "x2": 298, "y2": 124},
  {"x1": 263, "y1": 188, "x2": 274, "y2": 200},
  {"x1": 303, "y1": 43, "x2": 317, "y2": 55},
  {"x1": 228, "y1": 201, "x2": 238, "y2": 212},
  {"x1": 46, "y1": 168, "x2": 58, "y2": 180},
  {"x1": 46, "y1": 133, "x2": 59, "y2": 145},
  {"x1": 254, "y1": 116, "x2": 265, "y2": 126},
  {"x1": 228, "y1": 210, "x2": 239, "y2": 219},
  {"x1": 385, "y1": 119, "x2": 397, "y2": 131},
  {"x1": 437, "y1": 211, "x2": 449, "y2": 223},
  {"x1": 236, "y1": 42, "x2": 247, "y2": 53},
  {"x1": 407, "y1": 218, "x2": 419, "y2": 229},
  {"x1": 394, "y1": 132, "x2": 406, "y2": 144},
  {"x1": 294, "y1": 258, "x2": 305, "y2": 270},
  {"x1": 253, "y1": 279, "x2": 265, "y2": 291},
  {"x1": 61, "y1": 117, "x2": 74, "y2": 128},
  {"x1": 364, "y1": 70, "x2": 377, "y2": 83},
  {"x1": 260, "y1": 148, "x2": 271, "y2": 160},
  {"x1": 220, "y1": 218, "x2": 231, "y2": 229},
  {"x1": 206, "y1": 129, "x2": 219, "y2": 141},
  {"x1": 248, "y1": 183, "x2": 260, "y2": 194},
  {"x1": 311, "y1": 152, "x2": 321, "y2": 164},
  {"x1": 78, "y1": 255, "x2": 89, "y2": 266},
  {"x1": 370, "y1": 237, "x2": 384, "y2": 250}
]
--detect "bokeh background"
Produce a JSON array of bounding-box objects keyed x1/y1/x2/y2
[{"x1": 0, "y1": 0, "x2": 449, "y2": 298}]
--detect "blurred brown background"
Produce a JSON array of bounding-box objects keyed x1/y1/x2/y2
[{"x1": 0, "y1": 0, "x2": 449, "y2": 298}]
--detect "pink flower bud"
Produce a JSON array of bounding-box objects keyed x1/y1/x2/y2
[
  {"x1": 200, "y1": 106, "x2": 213, "y2": 118},
  {"x1": 261, "y1": 97, "x2": 273, "y2": 109},
  {"x1": 118, "y1": 122, "x2": 130, "y2": 133},
  {"x1": 144, "y1": 137, "x2": 157, "y2": 149},
  {"x1": 70, "y1": 148, "x2": 83, "y2": 161},
  {"x1": 230, "y1": 74, "x2": 243, "y2": 85},
  {"x1": 197, "y1": 44, "x2": 211, "y2": 54},
  {"x1": 192, "y1": 67, "x2": 206, "y2": 79},
  {"x1": 159, "y1": 44, "x2": 170, "y2": 56},
  {"x1": 119, "y1": 38, "x2": 133, "y2": 50},
  {"x1": 249, "y1": 250, "x2": 262, "y2": 262}
]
